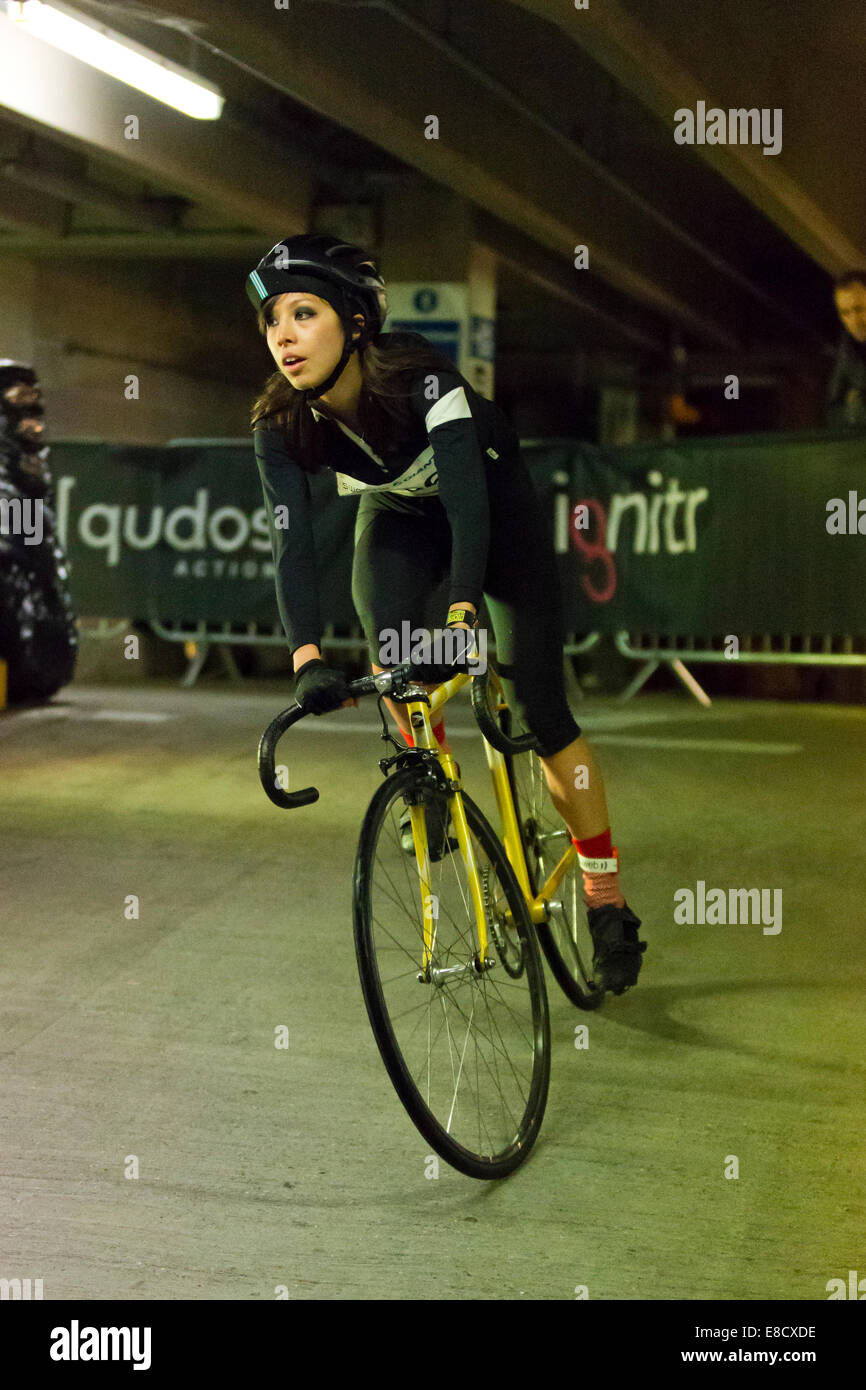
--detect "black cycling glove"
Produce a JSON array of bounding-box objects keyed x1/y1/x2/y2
[
  {"x1": 293, "y1": 657, "x2": 350, "y2": 714},
  {"x1": 411, "y1": 623, "x2": 483, "y2": 683}
]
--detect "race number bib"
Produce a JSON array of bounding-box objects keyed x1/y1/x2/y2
[{"x1": 336, "y1": 447, "x2": 439, "y2": 497}]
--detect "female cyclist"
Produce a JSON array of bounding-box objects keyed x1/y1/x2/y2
[{"x1": 247, "y1": 234, "x2": 647, "y2": 995}]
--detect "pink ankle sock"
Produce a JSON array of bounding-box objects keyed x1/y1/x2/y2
[{"x1": 572, "y1": 830, "x2": 625, "y2": 910}]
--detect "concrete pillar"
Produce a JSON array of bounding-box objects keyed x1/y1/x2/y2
[
  {"x1": 0, "y1": 256, "x2": 37, "y2": 364},
  {"x1": 465, "y1": 241, "x2": 496, "y2": 399},
  {"x1": 379, "y1": 176, "x2": 497, "y2": 397},
  {"x1": 588, "y1": 349, "x2": 640, "y2": 444}
]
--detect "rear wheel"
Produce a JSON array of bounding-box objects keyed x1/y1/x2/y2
[
  {"x1": 505, "y1": 732, "x2": 605, "y2": 1009},
  {"x1": 474, "y1": 666, "x2": 604, "y2": 1011}
]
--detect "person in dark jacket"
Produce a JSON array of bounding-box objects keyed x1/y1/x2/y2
[
  {"x1": 0, "y1": 359, "x2": 77, "y2": 701},
  {"x1": 826, "y1": 270, "x2": 866, "y2": 427}
]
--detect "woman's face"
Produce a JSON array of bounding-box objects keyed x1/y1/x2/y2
[{"x1": 265, "y1": 292, "x2": 358, "y2": 389}]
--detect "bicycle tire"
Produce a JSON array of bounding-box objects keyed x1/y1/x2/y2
[
  {"x1": 499, "y1": 710, "x2": 605, "y2": 1011},
  {"x1": 353, "y1": 765, "x2": 550, "y2": 1180}
]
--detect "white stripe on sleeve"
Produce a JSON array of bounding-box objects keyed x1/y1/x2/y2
[{"x1": 425, "y1": 385, "x2": 472, "y2": 432}]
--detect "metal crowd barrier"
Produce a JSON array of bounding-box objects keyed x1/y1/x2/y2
[
  {"x1": 79, "y1": 615, "x2": 861, "y2": 708},
  {"x1": 145, "y1": 617, "x2": 369, "y2": 687},
  {"x1": 614, "y1": 631, "x2": 866, "y2": 706},
  {"x1": 82, "y1": 613, "x2": 602, "y2": 695},
  {"x1": 150, "y1": 619, "x2": 601, "y2": 693}
]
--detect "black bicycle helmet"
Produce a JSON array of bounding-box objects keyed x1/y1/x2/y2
[
  {"x1": 0, "y1": 360, "x2": 38, "y2": 387},
  {"x1": 246, "y1": 233, "x2": 388, "y2": 399}
]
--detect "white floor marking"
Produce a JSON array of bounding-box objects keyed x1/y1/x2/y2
[
  {"x1": 78, "y1": 711, "x2": 174, "y2": 722},
  {"x1": 286, "y1": 722, "x2": 800, "y2": 753},
  {"x1": 590, "y1": 735, "x2": 801, "y2": 754},
  {"x1": 1, "y1": 708, "x2": 174, "y2": 731}
]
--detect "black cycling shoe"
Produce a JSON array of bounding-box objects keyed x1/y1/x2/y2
[
  {"x1": 399, "y1": 798, "x2": 458, "y2": 862},
  {"x1": 586, "y1": 903, "x2": 647, "y2": 995}
]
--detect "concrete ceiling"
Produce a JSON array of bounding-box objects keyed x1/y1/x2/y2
[
  {"x1": 0, "y1": 0, "x2": 847, "y2": 361},
  {"x1": 508, "y1": 0, "x2": 866, "y2": 272}
]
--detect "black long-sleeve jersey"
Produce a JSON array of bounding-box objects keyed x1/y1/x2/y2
[{"x1": 254, "y1": 339, "x2": 516, "y2": 656}]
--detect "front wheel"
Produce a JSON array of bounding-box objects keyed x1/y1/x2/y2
[{"x1": 353, "y1": 766, "x2": 550, "y2": 1179}]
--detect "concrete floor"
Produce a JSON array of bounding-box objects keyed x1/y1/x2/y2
[{"x1": 1, "y1": 679, "x2": 864, "y2": 1300}]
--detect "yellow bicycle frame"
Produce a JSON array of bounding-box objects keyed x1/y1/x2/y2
[{"x1": 401, "y1": 668, "x2": 577, "y2": 975}]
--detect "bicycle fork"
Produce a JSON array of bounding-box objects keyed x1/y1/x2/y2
[{"x1": 411, "y1": 752, "x2": 493, "y2": 982}]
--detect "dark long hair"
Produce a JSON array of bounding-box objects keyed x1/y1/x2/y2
[{"x1": 249, "y1": 317, "x2": 461, "y2": 474}]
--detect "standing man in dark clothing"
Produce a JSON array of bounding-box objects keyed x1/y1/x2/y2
[
  {"x1": 0, "y1": 360, "x2": 77, "y2": 700},
  {"x1": 826, "y1": 270, "x2": 866, "y2": 427}
]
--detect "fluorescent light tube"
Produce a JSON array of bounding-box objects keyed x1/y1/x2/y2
[{"x1": 6, "y1": 1, "x2": 224, "y2": 119}]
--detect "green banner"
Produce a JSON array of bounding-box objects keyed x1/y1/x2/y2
[
  {"x1": 52, "y1": 440, "x2": 358, "y2": 625},
  {"x1": 51, "y1": 429, "x2": 866, "y2": 634},
  {"x1": 525, "y1": 429, "x2": 866, "y2": 633}
]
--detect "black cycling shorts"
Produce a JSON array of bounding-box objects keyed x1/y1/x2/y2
[{"x1": 350, "y1": 448, "x2": 582, "y2": 758}]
